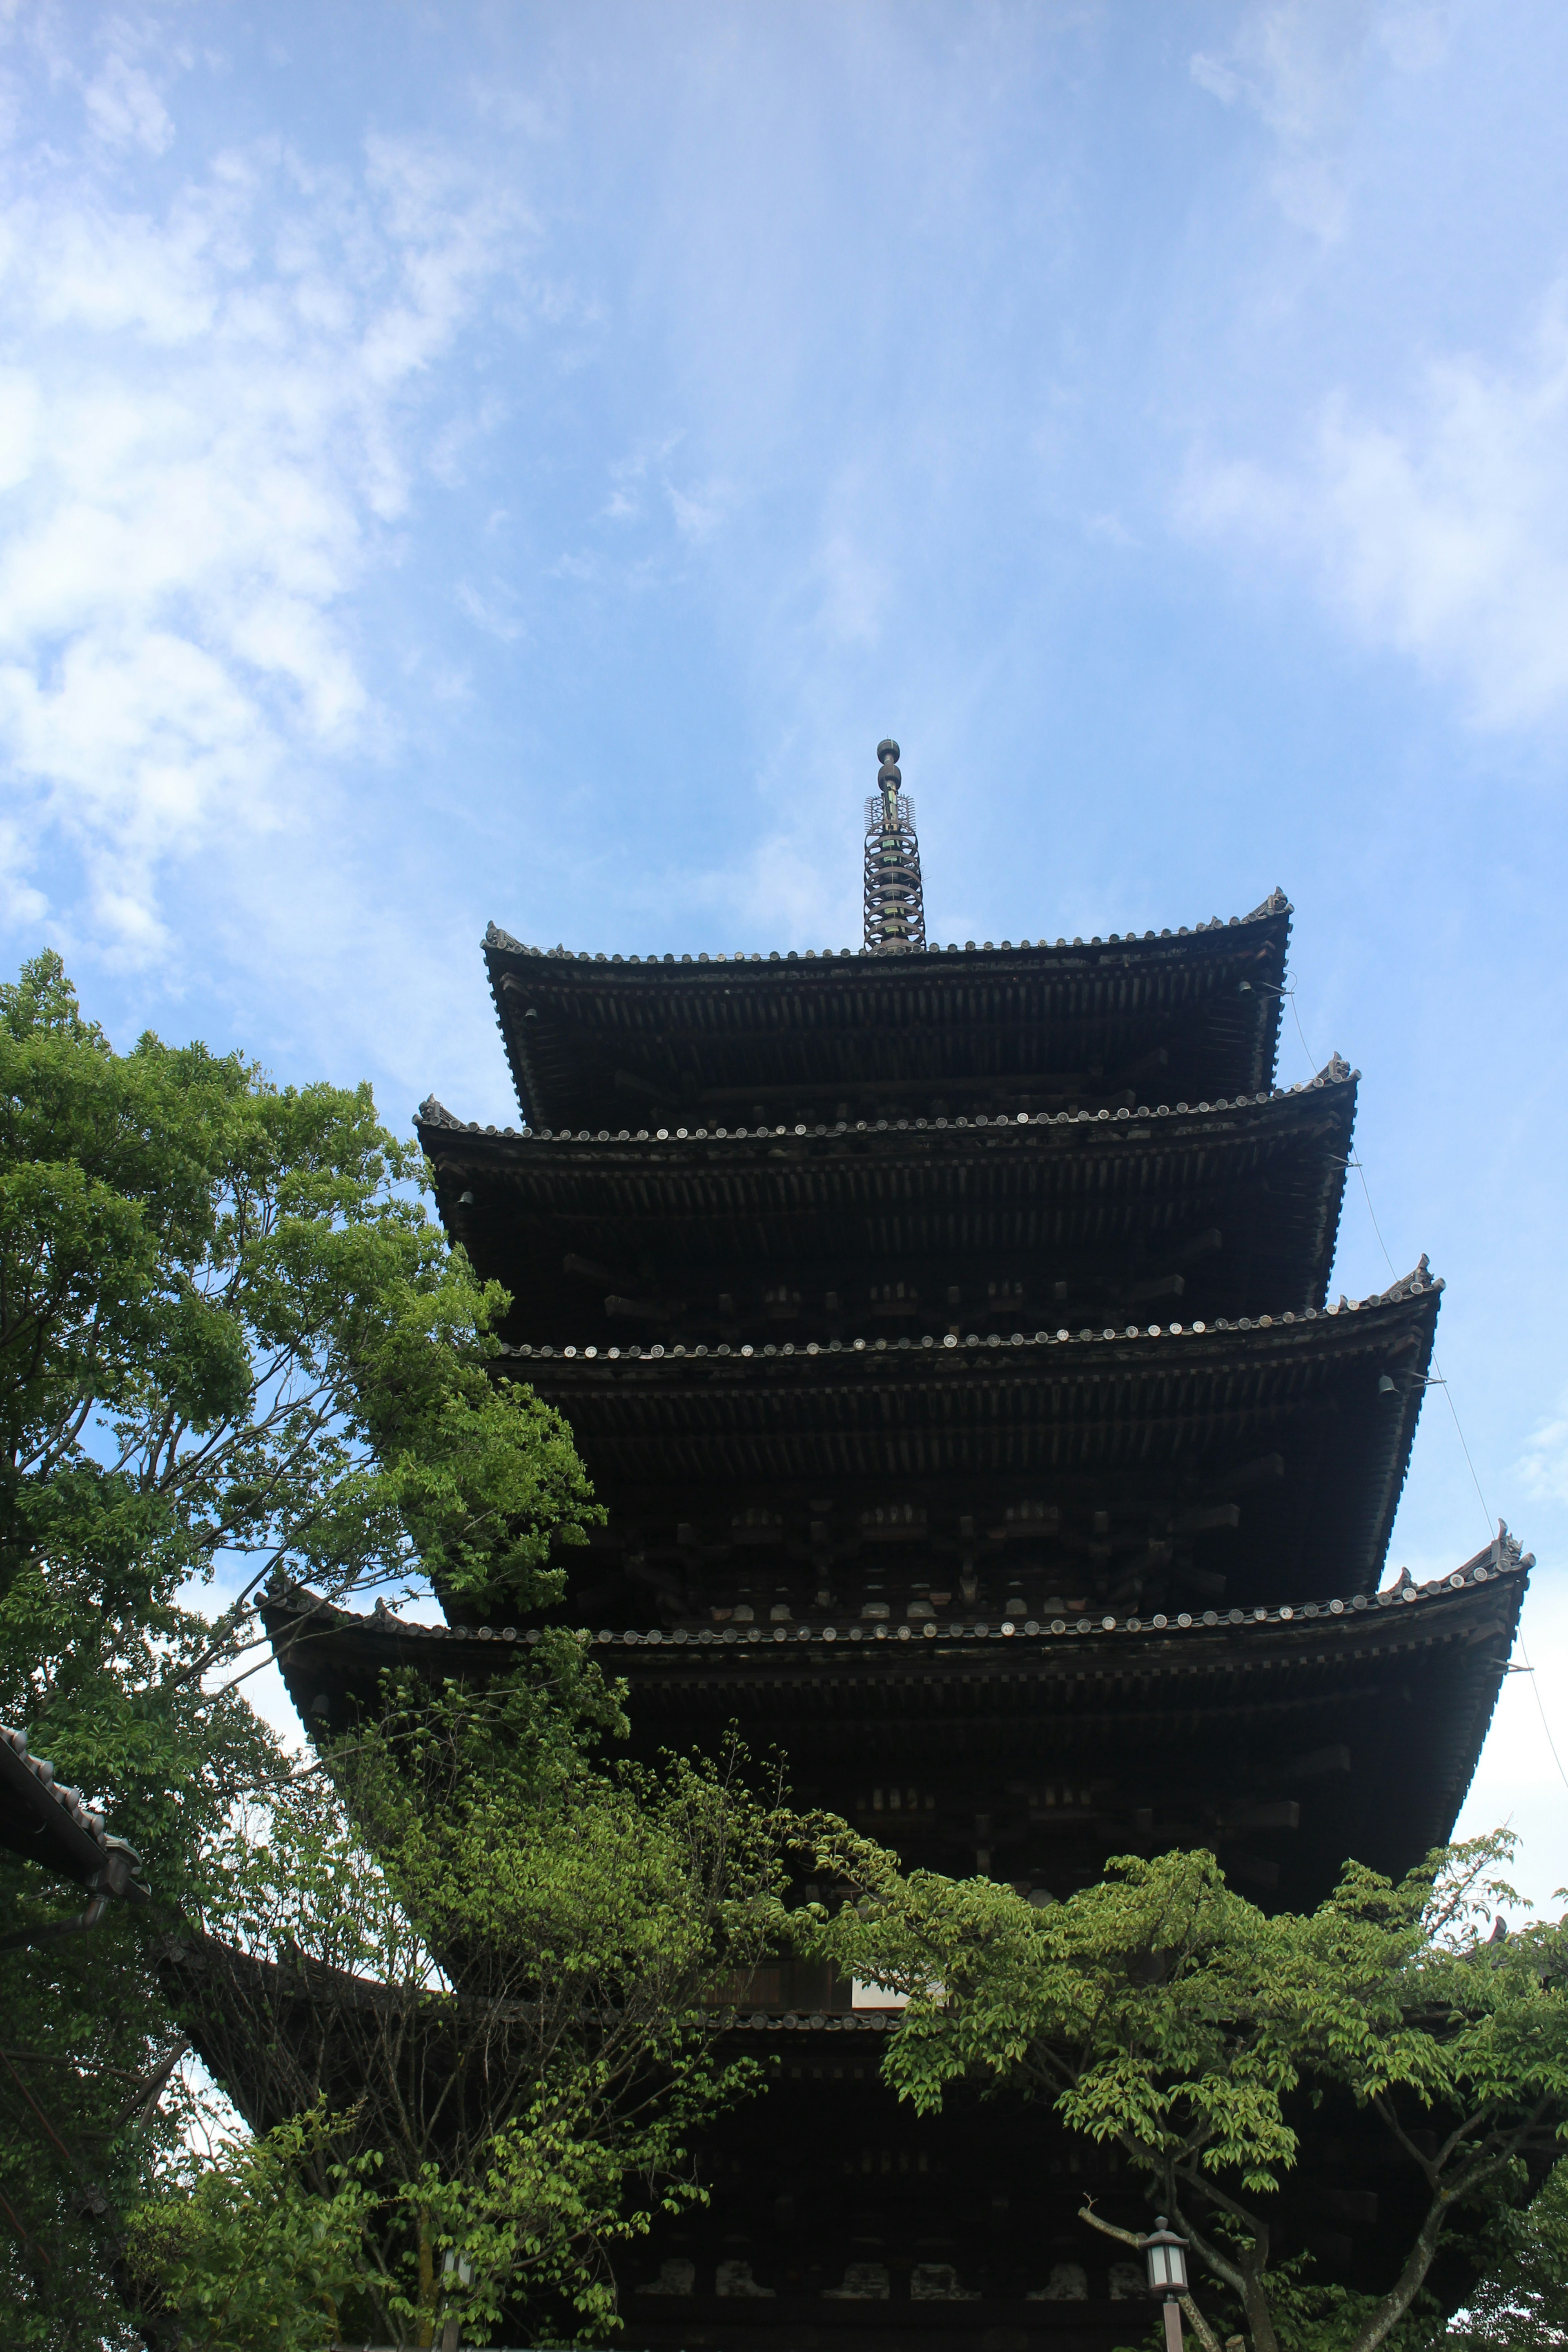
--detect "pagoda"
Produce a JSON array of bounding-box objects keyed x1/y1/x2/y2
[{"x1": 260, "y1": 741, "x2": 1528, "y2": 2346}]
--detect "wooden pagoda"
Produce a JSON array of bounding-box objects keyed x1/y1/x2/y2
[{"x1": 255, "y1": 752, "x2": 1527, "y2": 2347}]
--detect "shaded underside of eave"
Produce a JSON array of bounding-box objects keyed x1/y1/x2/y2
[
  {"x1": 261, "y1": 1567, "x2": 1521, "y2": 1888},
  {"x1": 158, "y1": 1936, "x2": 509, "y2": 2139},
  {"x1": 617, "y1": 1586, "x2": 1523, "y2": 1854},
  {"x1": 501, "y1": 1289, "x2": 1439, "y2": 1590},
  {"x1": 0, "y1": 1729, "x2": 144, "y2": 1894},
  {"x1": 484, "y1": 913, "x2": 1290, "y2": 1129},
  {"x1": 0, "y1": 1787, "x2": 108, "y2": 1885},
  {"x1": 421, "y1": 1080, "x2": 1357, "y2": 1326}
]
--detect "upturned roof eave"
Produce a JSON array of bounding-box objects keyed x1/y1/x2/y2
[
  {"x1": 261, "y1": 1536, "x2": 1525, "y2": 1730},
  {"x1": 418, "y1": 1063, "x2": 1354, "y2": 1156},
  {"x1": 494, "y1": 1263, "x2": 1437, "y2": 1379},
  {"x1": 480, "y1": 894, "x2": 1290, "y2": 982},
  {"x1": 478, "y1": 898, "x2": 1292, "y2": 1129}
]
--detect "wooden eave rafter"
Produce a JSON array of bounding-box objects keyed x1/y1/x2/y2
[
  {"x1": 261, "y1": 1546, "x2": 1525, "y2": 1900},
  {"x1": 495, "y1": 1280, "x2": 1438, "y2": 1592},
  {"x1": 419, "y1": 1076, "x2": 1358, "y2": 1332},
  {"x1": 479, "y1": 901, "x2": 1291, "y2": 1131}
]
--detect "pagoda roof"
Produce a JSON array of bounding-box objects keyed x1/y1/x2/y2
[
  {"x1": 418, "y1": 1065, "x2": 1356, "y2": 1338},
  {"x1": 478, "y1": 895, "x2": 1291, "y2": 1130},
  {"x1": 158, "y1": 1927, "x2": 891, "y2": 2163},
  {"x1": 261, "y1": 1532, "x2": 1526, "y2": 1911},
  {"x1": 489, "y1": 1270, "x2": 1440, "y2": 1606},
  {"x1": 158, "y1": 1932, "x2": 548, "y2": 2141}
]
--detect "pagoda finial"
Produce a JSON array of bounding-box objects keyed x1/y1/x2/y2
[{"x1": 863, "y1": 737, "x2": 927, "y2": 953}]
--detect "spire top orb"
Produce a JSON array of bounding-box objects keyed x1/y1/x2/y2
[{"x1": 863, "y1": 736, "x2": 927, "y2": 954}]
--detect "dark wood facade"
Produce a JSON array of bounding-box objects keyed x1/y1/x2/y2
[
  {"x1": 268, "y1": 1537, "x2": 1523, "y2": 1922},
  {"x1": 247, "y1": 891, "x2": 1525, "y2": 2344},
  {"x1": 477, "y1": 900, "x2": 1290, "y2": 1133}
]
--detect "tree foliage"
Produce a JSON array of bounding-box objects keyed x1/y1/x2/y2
[
  {"x1": 1421, "y1": 2156, "x2": 1568, "y2": 2350},
  {"x1": 131, "y1": 1672, "x2": 786, "y2": 2347},
  {"x1": 798, "y1": 1826, "x2": 1568, "y2": 2352},
  {"x1": 0, "y1": 951, "x2": 599, "y2": 2341},
  {"x1": 122, "y1": 2108, "x2": 376, "y2": 2352}
]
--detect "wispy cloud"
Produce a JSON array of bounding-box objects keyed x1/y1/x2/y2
[
  {"x1": 0, "y1": 95, "x2": 526, "y2": 959},
  {"x1": 1180, "y1": 289, "x2": 1568, "y2": 728},
  {"x1": 593, "y1": 433, "x2": 734, "y2": 546},
  {"x1": 455, "y1": 578, "x2": 526, "y2": 642},
  {"x1": 1190, "y1": 0, "x2": 1448, "y2": 239},
  {"x1": 1191, "y1": 0, "x2": 1375, "y2": 239}
]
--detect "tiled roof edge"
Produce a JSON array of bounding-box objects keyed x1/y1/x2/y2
[
  {"x1": 415, "y1": 1072, "x2": 1356, "y2": 1147},
  {"x1": 481, "y1": 900, "x2": 1292, "y2": 966},
  {"x1": 264, "y1": 1529, "x2": 1522, "y2": 1655},
  {"x1": 0, "y1": 1724, "x2": 147, "y2": 1897},
  {"x1": 497, "y1": 1263, "x2": 1436, "y2": 1365}
]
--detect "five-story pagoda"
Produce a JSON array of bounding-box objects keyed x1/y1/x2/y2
[{"x1": 266, "y1": 741, "x2": 1528, "y2": 2346}]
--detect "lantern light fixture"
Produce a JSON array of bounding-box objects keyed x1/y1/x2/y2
[
  {"x1": 1143, "y1": 2217, "x2": 1190, "y2": 2352},
  {"x1": 1144, "y1": 2216, "x2": 1188, "y2": 2295}
]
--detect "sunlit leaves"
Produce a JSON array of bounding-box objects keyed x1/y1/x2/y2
[
  {"x1": 137, "y1": 1682, "x2": 787, "y2": 2345},
  {"x1": 0, "y1": 951, "x2": 603, "y2": 2345},
  {"x1": 796, "y1": 1829, "x2": 1568, "y2": 2352}
]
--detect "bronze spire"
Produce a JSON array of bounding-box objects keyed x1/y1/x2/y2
[{"x1": 862, "y1": 737, "x2": 927, "y2": 953}]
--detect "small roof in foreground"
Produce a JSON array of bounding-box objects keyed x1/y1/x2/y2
[{"x1": 0, "y1": 1725, "x2": 147, "y2": 1900}]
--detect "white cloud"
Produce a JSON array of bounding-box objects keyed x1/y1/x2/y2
[
  {"x1": 0, "y1": 367, "x2": 40, "y2": 492},
  {"x1": 1181, "y1": 292, "x2": 1568, "y2": 728},
  {"x1": 455, "y1": 578, "x2": 525, "y2": 642},
  {"x1": 1190, "y1": 0, "x2": 1448, "y2": 239},
  {"x1": 1457, "y1": 1572, "x2": 1568, "y2": 1915},
  {"x1": 0, "y1": 812, "x2": 46, "y2": 929},
  {"x1": 599, "y1": 434, "x2": 684, "y2": 529},
  {"x1": 1191, "y1": 0, "x2": 1375, "y2": 238},
  {"x1": 689, "y1": 823, "x2": 858, "y2": 956},
  {"x1": 0, "y1": 119, "x2": 524, "y2": 958},
  {"x1": 666, "y1": 475, "x2": 732, "y2": 544},
  {"x1": 84, "y1": 50, "x2": 173, "y2": 155}
]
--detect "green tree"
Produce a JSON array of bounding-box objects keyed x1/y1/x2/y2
[
  {"x1": 798, "y1": 1827, "x2": 1568, "y2": 2352},
  {"x1": 1421, "y1": 2156, "x2": 1568, "y2": 2349},
  {"x1": 132, "y1": 1673, "x2": 784, "y2": 2348},
  {"x1": 0, "y1": 949, "x2": 597, "y2": 2342},
  {"x1": 121, "y1": 2107, "x2": 377, "y2": 2352}
]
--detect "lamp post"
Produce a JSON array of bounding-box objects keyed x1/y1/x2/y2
[{"x1": 1143, "y1": 2216, "x2": 1190, "y2": 2352}]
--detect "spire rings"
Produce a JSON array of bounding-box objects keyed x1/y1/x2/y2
[{"x1": 863, "y1": 738, "x2": 927, "y2": 954}]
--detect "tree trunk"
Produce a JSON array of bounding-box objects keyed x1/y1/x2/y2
[
  {"x1": 1178, "y1": 2292, "x2": 1223, "y2": 2352},
  {"x1": 1347, "y1": 2196, "x2": 1450, "y2": 2352},
  {"x1": 1240, "y1": 2265, "x2": 1282, "y2": 2352},
  {"x1": 417, "y1": 2207, "x2": 436, "y2": 2349}
]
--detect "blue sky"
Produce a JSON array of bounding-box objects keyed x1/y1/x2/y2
[{"x1": 3, "y1": 0, "x2": 1566, "y2": 1902}]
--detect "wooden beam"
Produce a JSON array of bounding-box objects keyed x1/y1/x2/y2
[{"x1": 562, "y1": 1251, "x2": 630, "y2": 1287}]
